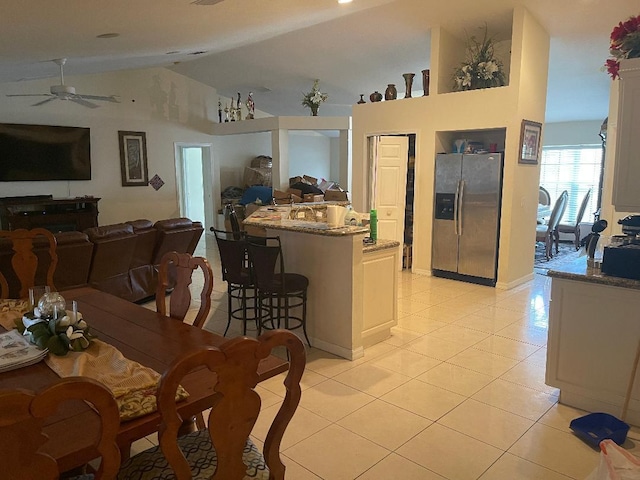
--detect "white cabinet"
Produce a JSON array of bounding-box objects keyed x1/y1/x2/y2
[
  {"x1": 546, "y1": 276, "x2": 640, "y2": 425},
  {"x1": 613, "y1": 58, "x2": 640, "y2": 211}
]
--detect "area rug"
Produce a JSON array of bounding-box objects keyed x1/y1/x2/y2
[{"x1": 534, "y1": 240, "x2": 584, "y2": 272}]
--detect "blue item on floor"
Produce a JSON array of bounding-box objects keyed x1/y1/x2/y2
[{"x1": 570, "y1": 412, "x2": 630, "y2": 447}]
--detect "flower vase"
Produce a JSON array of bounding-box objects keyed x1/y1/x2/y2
[
  {"x1": 384, "y1": 84, "x2": 397, "y2": 101},
  {"x1": 310, "y1": 104, "x2": 318, "y2": 116},
  {"x1": 403, "y1": 73, "x2": 415, "y2": 98},
  {"x1": 422, "y1": 69, "x2": 430, "y2": 96}
]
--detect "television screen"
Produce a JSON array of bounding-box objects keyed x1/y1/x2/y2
[{"x1": 0, "y1": 123, "x2": 91, "y2": 181}]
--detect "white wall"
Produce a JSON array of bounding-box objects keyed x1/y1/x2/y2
[
  {"x1": 543, "y1": 120, "x2": 603, "y2": 146},
  {"x1": 0, "y1": 66, "x2": 220, "y2": 225},
  {"x1": 288, "y1": 131, "x2": 332, "y2": 182}
]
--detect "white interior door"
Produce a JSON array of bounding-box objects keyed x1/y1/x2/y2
[{"x1": 372, "y1": 136, "x2": 408, "y2": 261}]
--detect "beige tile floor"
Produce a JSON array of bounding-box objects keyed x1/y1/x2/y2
[{"x1": 135, "y1": 236, "x2": 640, "y2": 479}]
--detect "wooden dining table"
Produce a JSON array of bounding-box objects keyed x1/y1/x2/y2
[{"x1": 0, "y1": 287, "x2": 289, "y2": 473}]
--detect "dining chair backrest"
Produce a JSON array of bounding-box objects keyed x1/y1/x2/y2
[
  {"x1": 0, "y1": 376, "x2": 120, "y2": 480},
  {"x1": 246, "y1": 236, "x2": 285, "y2": 293},
  {"x1": 574, "y1": 189, "x2": 591, "y2": 226},
  {"x1": 227, "y1": 206, "x2": 242, "y2": 241},
  {"x1": 547, "y1": 190, "x2": 569, "y2": 232},
  {"x1": 212, "y1": 228, "x2": 248, "y2": 284},
  {"x1": 539, "y1": 186, "x2": 551, "y2": 206},
  {"x1": 156, "y1": 251, "x2": 213, "y2": 329},
  {"x1": 0, "y1": 228, "x2": 57, "y2": 299},
  {"x1": 156, "y1": 330, "x2": 305, "y2": 480}
]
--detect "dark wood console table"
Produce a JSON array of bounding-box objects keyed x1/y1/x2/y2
[{"x1": 0, "y1": 195, "x2": 100, "y2": 232}]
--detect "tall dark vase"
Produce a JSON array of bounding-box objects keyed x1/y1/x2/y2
[
  {"x1": 422, "y1": 69, "x2": 430, "y2": 96},
  {"x1": 403, "y1": 73, "x2": 415, "y2": 98},
  {"x1": 384, "y1": 84, "x2": 397, "y2": 101}
]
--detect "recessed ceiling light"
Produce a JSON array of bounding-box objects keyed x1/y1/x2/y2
[
  {"x1": 338, "y1": 0, "x2": 353, "y2": 3},
  {"x1": 96, "y1": 33, "x2": 120, "y2": 39}
]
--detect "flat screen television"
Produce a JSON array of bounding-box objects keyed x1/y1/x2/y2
[{"x1": 0, "y1": 123, "x2": 91, "y2": 181}]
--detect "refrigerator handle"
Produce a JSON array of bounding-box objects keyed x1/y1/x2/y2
[
  {"x1": 458, "y1": 180, "x2": 465, "y2": 236},
  {"x1": 454, "y1": 180, "x2": 461, "y2": 235}
]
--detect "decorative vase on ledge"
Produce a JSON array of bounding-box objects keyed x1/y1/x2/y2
[
  {"x1": 310, "y1": 104, "x2": 319, "y2": 116},
  {"x1": 385, "y1": 84, "x2": 397, "y2": 100},
  {"x1": 403, "y1": 73, "x2": 415, "y2": 98}
]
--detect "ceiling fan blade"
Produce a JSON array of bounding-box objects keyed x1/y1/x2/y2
[
  {"x1": 6, "y1": 93, "x2": 52, "y2": 97},
  {"x1": 70, "y1": 97, "x2": 99, "y2": 108},
  {"x1": 78, "y1": 94, "x2": 119, "y2": 103},
  {"x1": 31, "y1": 97, "x2": 57, "y2": 107}
]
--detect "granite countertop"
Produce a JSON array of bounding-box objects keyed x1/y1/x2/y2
[
  {"x1": 547, "y1": 256, "x2": 640, "y2": 290},
  {"x1": 244, "y1": 206, "x2": 370, "y2": 237},
  {"x1": 363, "y1": 239, "x2": 401, "y2": 253}
]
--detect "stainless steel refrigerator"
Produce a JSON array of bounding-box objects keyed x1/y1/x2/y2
[{"x1": 432, "y1": 153, "x2": 503, "y2": 286}]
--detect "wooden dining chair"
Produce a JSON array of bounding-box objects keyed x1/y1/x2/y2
[
  {"x1": 557, "y1": 189, "x2": 591, "y2": 250},
  {"x1": 0, "y1": 376, "x2": 120, "y2": 480},
  {"x1": 117, "y1": 330, "x2": 305, "y2": 480},
  {"x1": 0, "y1": 228, "x2": 57, "y2": 299},
  {"x1": 156, "y1": 251, "x2": 214, "y2": 329},
  {"x1": 535, "y1": 190, "x2": 568, "y2": 261}
]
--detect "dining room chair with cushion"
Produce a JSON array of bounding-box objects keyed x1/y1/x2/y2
[
  {"x1": 156, "y1": 251, "x2": 213, "y2": 329},
  {"x1": 0, "y1": 227, "x2": 57, "y2": 299},
  {"x1": 535, "y1": 190, "x2": 568, "y2": 261},
  {"x1": 0, "y1": 376, "x2": 120, "y2": 480},
  {"x1": 117, "y1": 330, "x2": 305, "y2": 480},
  {"x1": 557, "y1": 189, "x2": 591, "y2": 250},
  {"x1": 211, "y1": 228, "x2": 259, "y2": 337},
  {"x1": 246, "y1": 235, "x2": 311, "y2": 346}
]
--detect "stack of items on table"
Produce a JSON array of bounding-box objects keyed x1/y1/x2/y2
[{"x1": 274, "y1": 175, "x2": 349, "y2": 204}]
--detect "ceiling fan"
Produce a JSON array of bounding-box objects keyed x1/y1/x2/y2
[{"x1": 6, "y1": 58, "x2": 119, "y2": 108}]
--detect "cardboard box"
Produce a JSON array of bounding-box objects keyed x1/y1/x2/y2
[
  {"x1": 289, "y1": 176, "x2": 303, "y2": 186},
  {"x1": 303, "y1": 194, "x2": 324, "y2": 203},
  {"x1": 250, "y1": 155, "x2": 272, "y2": 168},
  {"x1": 323, "y1": 189, "x2": 349, "y2": 201},
  {"x1": 243, "y1": 167, "x2": 272, "y2": 188},
  {"x1": 303, "y1": 175, "x2": 318, "y2": 186}
]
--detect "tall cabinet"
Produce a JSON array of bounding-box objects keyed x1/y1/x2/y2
[{"x1": 612, "y1": 58, "x2": 640, "y2": 212}]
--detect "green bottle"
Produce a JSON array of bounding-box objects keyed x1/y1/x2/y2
[{"x1": 370, "y1": 209, "x2": 378, "y2": 241}]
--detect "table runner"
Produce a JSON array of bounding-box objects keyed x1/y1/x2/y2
[
  {"x1": 45, "y1": 339, "x2": 188, "y2": 421},
  {"x1": 0, "y1": 299, "x2": 29, "y2": 330}
]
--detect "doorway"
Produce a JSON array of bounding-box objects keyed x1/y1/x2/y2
[
  {"x1": 175, "y1": 143, "x2": 216, "y2": 232},
  {"x1": 368, "y1": 134, "x2": 416, "y2": 270}
]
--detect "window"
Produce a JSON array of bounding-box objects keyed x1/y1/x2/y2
[{"x1": 540, "y1": 145, "x2": 603, "y2": 224}]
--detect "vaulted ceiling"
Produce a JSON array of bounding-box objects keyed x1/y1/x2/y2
[{"x1": 1, "y1": 0, "x2": 637, "y2": 123}]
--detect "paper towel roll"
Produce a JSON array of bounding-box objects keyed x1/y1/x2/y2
[{"x1": 327, "y1": 205, "x2": 339, "y2": 226}]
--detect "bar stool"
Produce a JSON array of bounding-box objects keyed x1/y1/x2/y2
[
  {"x1": 211, "y1": 228, "x2": 259, "y2": 336},
  {"x1": 246, "y1": 235, "x2": 311, "y2": 346}
]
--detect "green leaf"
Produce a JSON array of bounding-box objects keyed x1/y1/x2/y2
[
  {"x1": 34, "y1": 333, "x2": 49, "y2": 350},
  {"x1": 28, "y1": 322, "x2": 49, "y2": 335},
  {"x1": 48, "y1": 318, "x2": 58, "y2": 335},
  {"x1": 47, "y1": 335, "x2": 68, "y2": 356}
]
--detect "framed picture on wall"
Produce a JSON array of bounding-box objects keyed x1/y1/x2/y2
[
  {"x1": 518, "y1": 120, "x2": 542, "y2": 165},
  {"x1": 119, "y1": 131, "x2": 149, "y2": 186}
]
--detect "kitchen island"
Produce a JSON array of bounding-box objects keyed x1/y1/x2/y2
[
  {"x1": 546, "y1": 258, "x2": 640, "y2": 426},
  {"x1": 244, "y1": 205, "x2": 400, "y2": 359}
]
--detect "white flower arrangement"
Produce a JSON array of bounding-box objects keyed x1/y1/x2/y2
[
  {"x1": 453, "y1": 26, "x2": 507, "y2": 91},
  {"x1": 17, "y1": 297, "x2": 94, "y2": 355},
  {"x1": 302, "y1": 79, "x2": 328, "y2": 113}
]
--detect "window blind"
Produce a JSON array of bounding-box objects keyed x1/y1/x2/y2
[{"x1": 540, "y1": 145, "x2": 602, "y2": 224}]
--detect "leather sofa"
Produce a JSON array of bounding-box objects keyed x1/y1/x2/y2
[{"x1": 0, "y1": 218, "x2": 203, "y2": 303}]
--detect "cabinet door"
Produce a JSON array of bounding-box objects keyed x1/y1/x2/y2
[{"x1": 613, "y1": 58, "x2": 640, "y2": 211}]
